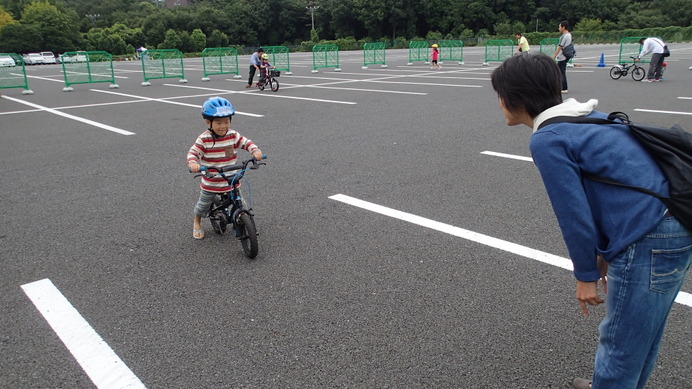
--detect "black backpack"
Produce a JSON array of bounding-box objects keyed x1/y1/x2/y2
[{"x1": 539, "y1": 112, "x2": 692, "y2": 230}]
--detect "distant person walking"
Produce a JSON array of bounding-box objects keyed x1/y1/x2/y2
[
  {"x1": 552, "y1": 21, "x2": 573, "y2": 94},
  {"x1": 515, "y1": 32, "x2": 530, "y2": 54},
  {"x1": 635, "y1": 37, "x2": 667, "y2": 82},
  {"x1": 246, "y1": 48, "x2": 264, "y2": 88}
]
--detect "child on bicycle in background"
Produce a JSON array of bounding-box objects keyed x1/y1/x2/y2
[
  {"x1": 187, "y1": 97, "x2": 263, "y2": 240},
  {"x1": 258, "y1": 53, "x2": 273, "y2": 85}
]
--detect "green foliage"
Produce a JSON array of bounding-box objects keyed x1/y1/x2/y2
[
  {"x1": 206, "y1": 29, "x2": 228, "y2": 48},
  {"x1": 0, "y1": 6, "x2": 17, "y2": 28},
  {"x1": 190, "y1": 29, "x2": 206, "y2": 52},
  {"x1": 161, "y1": 29, "x2": 182, "y2": 50},
  {"x1": 21, "y1": 1, "x2": 81, "y2": 52},
  {"x1": 0, "y1": 23, "x2": 42, "y2": 52},
  {"x1": 0, "y1": 0, "x2": 688, "y2": 55}
]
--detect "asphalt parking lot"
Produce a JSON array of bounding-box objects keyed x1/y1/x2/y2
[{"x1": 1, "y1": 43, "x2": 691, "y2": 388}]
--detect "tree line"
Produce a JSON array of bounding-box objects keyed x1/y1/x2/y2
[{"x1": 0, "y1": 0, "x2": 689, "y2": 55}]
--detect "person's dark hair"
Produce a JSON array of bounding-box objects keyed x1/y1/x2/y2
[
  {"x1": 559, "y1": 20, "x2": 571, "y2": 31},
  {"x1": 491, "y1": 54, "x2": 563, "y2": 119},
  {"x1": 639, "y1": 38, "x2": 646, "y2": 44},
  {"x1": 258, "y1": 47, "x2": 264, "y2": 53},
  {"x1": 515, "y1": 32, "x2": 522, "y2": 36}
]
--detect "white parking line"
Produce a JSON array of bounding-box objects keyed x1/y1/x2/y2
[
  {"x1": 329, "y1": 193, "x2": 692, "y2": 308},
  {"x1": 21, "y1": 279, "x2": 147, "y2": 388},
  {"x1": 91, "y1": 89, "x2": 266, "y2": 117},
  {"x1": 0, "y1": 95, "x2": 135, "y2": 135},
  {"x1": 481, "y1": 151, "x2": 533, "y2": 162},
  {"x1": 164, "y1": 83, "x2": 358, "y2": 105},
  {"x1": 634, "y1": 108, "x2": 692, "y2": 116}
]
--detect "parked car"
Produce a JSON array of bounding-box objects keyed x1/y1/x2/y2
[
  {"x1": 0, "y1": 54, "x2": 16, "y2": 67},
  {"x1": 22, "y1": 53, "x2": 45, "y2": 65},
  {"x1": 40, "y1": 51, "x2": 58, "y2": 64},
  {"x1": 60, "y1": 51, "x2": 88, "y2": 63}
]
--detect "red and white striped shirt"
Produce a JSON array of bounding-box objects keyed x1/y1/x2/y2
[{"x1": 187, "y1": 130, "x2": 259, "y2": 193}]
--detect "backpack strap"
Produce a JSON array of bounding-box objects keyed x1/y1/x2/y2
[{"x1": 536, "y1": 112, "x2": 666, "y2": 200}]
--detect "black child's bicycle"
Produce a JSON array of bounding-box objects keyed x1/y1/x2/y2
[
  {"x1": 609, "y1": 56, "x2": 646, "y2": 81},
  {"x1": 257, "y1": 69, "x2": 280, "y2": 92},
  {"x1": 195, "y1": 156, "x2": 267, "y2": 259}
]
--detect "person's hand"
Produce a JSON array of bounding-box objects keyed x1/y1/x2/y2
[
  {"x1": 576, "y1": 255, "x2": 608, "y2": 317},
  {"x1": 634, "y1": 57, "x2": 640, "y2": 63},
  {"x1": 251, "y1": 150, "x2": 263, "y2": 161},
  {"x1": 188, "y1": 161, "x2": 201, "y2": 173}
]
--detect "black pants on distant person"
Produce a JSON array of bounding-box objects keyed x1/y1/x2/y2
[
  {"x1": 647, "y1": 53, "x2": 665, "y2": 80},
  {"x1": 557, "y1": 59, "x2": 568, "y2": 91},
  {"x1": 248, "y1": 65, "x2": 257, "y2": 86}
]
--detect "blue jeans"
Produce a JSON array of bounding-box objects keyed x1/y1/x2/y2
[{"x1": 592, "y1": 216, "x2": 691, "y2": 388}]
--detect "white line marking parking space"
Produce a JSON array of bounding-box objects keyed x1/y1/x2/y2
[
  {"x1": 329, "y1": 194, "x2": 692, "y2": 308},
  {"x1": 21, "y1": 278, "x2": 147, "y2": 388},
  {"x1": 1, "y1": 95, "x2": 135, "y2": 135}
]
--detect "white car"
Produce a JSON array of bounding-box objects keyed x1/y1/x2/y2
[
  {"x1": 0, "y1": 54, "x2": 16, "y2": 67},
  {"x1": 22, "y1": 53, "x2": 45, "y2": 65},
  {"x1": 40, "y1": 51, "x2": 58, "y2": 64},
  {"x1": 60, "y1": 51, "x2": 88, "y2": 63}
]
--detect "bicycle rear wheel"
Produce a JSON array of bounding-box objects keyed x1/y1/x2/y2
[
  {"x1": 632, "y1": 66, "x2": 645, "y2": 81},
  {"x1": 270, "y1": 79, "x2": 279, "y2": 92},
  {"x1": 609, "y1": 66, "x2": 622, "y2": 80},
  {"x1": 237, "y1": 212, "x2": 258, "y2": 259}
]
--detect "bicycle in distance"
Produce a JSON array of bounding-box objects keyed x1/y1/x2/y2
[
  {"x1": 257, "y1": 69, "x2": 280, "y2": 92},
  {"x1": 193, "y1": 156, "x2": 267, "y2": 259},
  {"x1": 609, "y1": 56, "x2": 646, "y2": 81}
]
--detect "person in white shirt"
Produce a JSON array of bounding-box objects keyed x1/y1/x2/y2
[{"x1": 635, "y1": 37, "x2": 666, "y2": 82}]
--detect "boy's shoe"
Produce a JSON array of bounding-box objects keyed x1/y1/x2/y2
[
  {"x1": 653, "y1": 78, "x2": 661, "y2": 82},
  {"x1": 642, "y1": 79, "x2": 653, "y2": 82},
  {"x1": 572, "y1": 378, "x2": 591, "y2": 389}
]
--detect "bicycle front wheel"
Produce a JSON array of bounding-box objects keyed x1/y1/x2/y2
[
  {"x1": 237, "y1": 212, "x2": 258, "y2": 259},
  {"x1": 632, "y1": 66, "x2": 645, "y2": 81},
  {"x1": 270, "y1": 79, "x2": 279, "y2": 92},
  {"x1": 609, "y1": 66, "x2": 622, "y2": 80}
]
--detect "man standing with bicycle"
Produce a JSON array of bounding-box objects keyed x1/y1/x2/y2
[{"x1": 635, "y1": 37, "x2": 668, "y2": 82}]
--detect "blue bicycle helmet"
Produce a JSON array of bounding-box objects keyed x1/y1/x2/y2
[{"x1": 201, "y1": 97, "x2": 235, "y2": 119}]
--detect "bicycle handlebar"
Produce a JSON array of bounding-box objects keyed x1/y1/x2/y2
[{"x1": 192, "y1": 155, "x2": 267, "y2": 178}]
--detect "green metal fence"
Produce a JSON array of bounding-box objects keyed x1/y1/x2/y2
[
  {"x1": 201, "y1": 47, "x2": 241, "y2": 81},
  {"x1": 60, "y1": 51, "x2": 118, "y2": 91},
  {"x1": 619, "y1": 37, "x2": 649, "y2": 64},
  {"x1": 539, "y1": 38, "x2": 559, "y2": 56},
  {"x1": 312, "y1": 44, "x2": 341, "y2": 72},
  {"x1": 407, "y1": 41, "x2": 429, "y2": 65},
  {"x1": 264, "y1": 46, "x2": 292, "y2": 74},
  {"x1": 141, "y1": 49, "x2": 188, "y2": 86},
  {"x1": 483, "y1": 40, "x2": 513, "y2": 65},
  {"x1": 0, "y1": 53, "x2": 33, "y2": 94},
  {"x1": 363, "y1": 42, "x2": 387, "y2": 69},
  {"x1": 440, "y1": 40, "x2": 464, "y2": 64}
]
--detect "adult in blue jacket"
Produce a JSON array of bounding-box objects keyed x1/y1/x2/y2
[
  {"x1": 491, "y1": 53, "x2": 691, "y2": 389},
  {"x1": 246, "y1": 47, "x2": 264, "y2": 88}
]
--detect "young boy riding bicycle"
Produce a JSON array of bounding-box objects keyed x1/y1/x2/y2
[{"x1": 187, "y1": 97, "x2": 263, "y2": 240}]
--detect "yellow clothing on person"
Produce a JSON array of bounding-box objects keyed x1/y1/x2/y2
[{"x1": 517, "y1": 36, "x2": 530, "y2": 52}]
